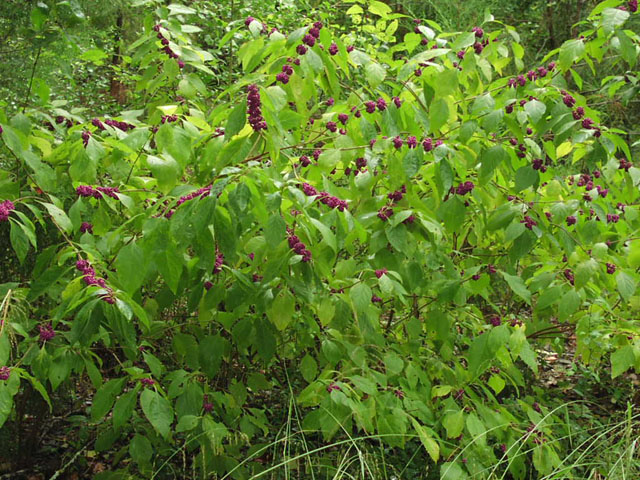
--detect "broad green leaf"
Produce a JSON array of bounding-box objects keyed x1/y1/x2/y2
[
  {"x1": 365, "y1": 63, "x2": 386, "y2": 89},
  {"x1": 617, "y1": 272, "x2": 636, "y2": 301},
  {"x1": 115, "y1": 242, "x2": 146, "y2": 294},
  {"x1": 558, "y1": 39, "x2": 585, "y2": 70},
  {"x1": 140, "y1": 389, "x2": 174, "y2": 439},
  {"x1": 500, "y1": 272, "x2": 531, "y2": 304},
  {"x1": 43, "y1": 203, "x2": 72, "y2": 234},
  {"x1": 410, "y1": 418, "x2": 439, "y2": 462},
  {"x1": 225, "y1": 100, "x2": 247, "y2": 140},
  {"x1": 442, "y1": 410, "x2": 464, "y2": 438},
  {"x1": 267, "y1": 291, "x2": 295, "y2": 330},
  {"x1": 611, "y1": 345, "x2": 635, "y2": 379},
  {"x1": 91, "y1": 378, "x2": 126, "y2": 422},
  {"x1": 430, "y1": 97, "x2": 449, "y2": 133}
]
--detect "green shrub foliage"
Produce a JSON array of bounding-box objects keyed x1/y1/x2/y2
[{"x1": 0, "y1": 0, "x2": 639, "y2": 478}]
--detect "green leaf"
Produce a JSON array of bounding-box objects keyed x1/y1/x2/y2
[
  {"x1": 536, "y1": 285, "x2": 562, "y2": 310},
  {"x1": 113, "y1": 390, "x2": 137, "y2": 430},
  {"x1": 500, "y1": 272, "x2": 531, "y2": 304},
  {"x1": 441, "y1": 462, "x2": 469, "y2": 480},
  {"x1": 479, "y1": 146, "x2": 507, "y2": 183},
  {"x1": 140, "y1": 389, "x2": 174, "y2": 439},
  {"x1": 91, "y1": 378, "x2": 126, "y2": 422},
  {"x1": 558, "y1": 290, "x2": 581, "y2": 320},
  {"x1": 558, "y1": 39, "x2": 585, "y2": 70},
  {"x1": 488, "y1": 374, "x2": 506, "y2": 394},
  {"x1": 384, "y1": 352, "x2": 404, "y2": 375},
  {"x1": 515, "y1": 166, "x2": 539, "y2": 192},
  {"x1": 199, "y1": 335, "x2": 225, "y2": 378},
  {"x1": 437, "y1": 197, "x2": 466, "y2": 233},
  {"x1": 601, "y1": 7, "x2": 629, "y2": 34},
  {"x1": 430, "y1": 98, "x2": 449, "y2": 133},
  {"x1": 265, "y1": 214, "x2": 286, "y2": 247},
  {"x1": 628, "y1": 240, "x2": 640, "y2": 269},
  {"x1": 300, "y1": 354, "x2": 318, "y2": 383},
  {"x1": 611, "y1": 345, "x2": 635, "y2": 379},
  {"x1": 176, "y1": 415, "x2": 199, "y2": 432},
  {"x1": 410, "y1": 417, "x2": 439, "y2": 462},
  {"x1": 129, "y1": 434, "x2": 153, "y2": 466},
  {"x1": 365, "y1": 63, "x2": 386, "y2": 89},
  {"x1": 156, "y1": 248, "x2": 183, "y2": 294},
  {"x1": 487, "y1": 204, "x2": 516, "y2": 231},
  {"x1": 442, "y1": 410, "x2": 464, "y2": 438},
  {"x1": 309, "y1": 218, "x2": 337, "y2": 253},
  {"x1": 0, "y1": 388, "x2": 13, "y2": 429},
  {"x1": 43, "y1": 203, "x2": 73, "y2": 234},
  {"x1": 524, "y1": 100, "x2": 546, "y2": 124},
  {"x1": 267, "y1": 291, "x2": 295, "y2": 330},
  {"x1": 225, "y1": 100, "x2": 247, "y2": 140},
  {"x1": 616, "y1": 272, "x2": 636, "y2": 301},
  {"x1": 350, "y1": 283, "x2": 372, "y2": 313},
  {"x1": 115, "y1": 242, "x2": 146, "y2": 294},
  {"x1": 403, "y1": 149, "x2": 422, "y2": 178},
  {"x1": 617, "y1": 30, "x2": 637, "y2": 67},
  {"x1": 146, "y1": 155, "x2": 180, "y2": 194},
  {"x1": 575, "y1": 258, "x2": 598, "y2": 289},
  {"x1": 9, "y1": 222, "x2": 29, "y2": 264},
  {"x1": 368, "y1": 0, "x2": 392, "y2": 18}
]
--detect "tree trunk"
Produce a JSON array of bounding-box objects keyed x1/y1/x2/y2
[{"x1": 109, "y1": 11, "x2": 128, "y2": 105}]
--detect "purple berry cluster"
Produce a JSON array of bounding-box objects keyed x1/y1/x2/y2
[
  {"x1": 176, "y1": 186, "x2": 211, "y2": 207},
  {"x1": 452, "y1": 181, "x2": 475, "y2": 196},
  {"x1": 80, "y1": 222, "x2": 94, "y2": 234},
  {"x1": 0, "y1": 367, "x2": 10, "y2": 381},
  {"x1": 76, "y1": 185, "x2": 119, "y2": 199},
  {"x1": 326, "y1": 382, "x2": 341, "y2": 392},
  {"x1": 0, "y1": 200, "x2": 15, "y2": 222},
  {"x1": 377, "y1": 205, "x2": 393, "y2": 221},
  {"x1": 300, "y1": 183, "x2": 348, "y2": 211},
  {"x1": 140, "y1": 378, "x2": 155, "y2": 387},
  {"x1": 82, "y1": 130, "x2": 91, "y2": 147},
  {"x1": 606, "y1": 213, "x2": 620, "y2": 223},
  {"x1": 564, "y1": 268, "x2": 575, "y2": 285},
  {"x1": 531, "y1": 158, "x2": 547, "y2": 172},
  {"x1": 507, "y1": 62, "x2": 555, "y2": 90},
  {"x1": 161, "y1": 114, "x2": 179, "y2": 124},
  {"x1": 287, "y1": 228, "x2": 312, "y2": 262},
  {"x1": 39, "y1": 323, "x2": 56, "y2": 341},
  {"x1": 364, "y1": 97, "x2": 387, "y2": 114},
  {"x1": 375, "y1": 268, "x2": 388, "y2": 278},
  {"x1": 92, "y1": 118, "x2": 135, "y2": 132},
  {"x1": 619, "y1": 158, "x2": 633, "y2": 171},
  {"x1": 213, "y1": 250, "x2": 224, "y2": 274},
  {"x1": 344, "y1": 156, "x2": 368, "y2": 176},
  {"x1": 521, "y1": 215, "x2": 538, "y2": 230},
  {"x1": 277, "y1": 62, "x2": 295, "y2": 84},
  {"x1": 388, "y1": 185, "x2": 406, "y2": 202},
  {"x1": 247, "y1": 84, "x2": 267, "y2": 131},
  {"x1": 154, "y1": 24, "x2": 185, "y2": 68},
  {"x1": 377, "y1": 185, "x2": 407, "y2": 221},
  {"x1": 76, "y1": 259, "x2": 115, "y2": 303},
  {"x1": 203, "y1": 395, "x2": 214, "y2": 413},
  {"x1": 55, "y1": 116, "x2": 75, "y2": 128}
]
